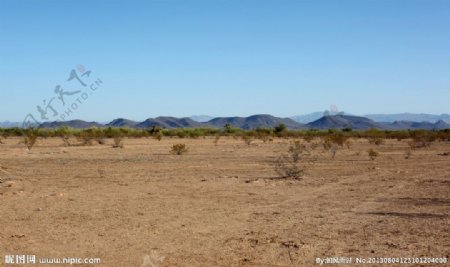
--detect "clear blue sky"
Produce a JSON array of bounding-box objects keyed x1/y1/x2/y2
[{"x1": 1, "y1": 0, "x2": 449, "y2": 122}]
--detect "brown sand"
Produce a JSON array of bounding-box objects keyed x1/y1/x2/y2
[{"x1": 0, "y1": 137, "x2": 449, "y2": 266}]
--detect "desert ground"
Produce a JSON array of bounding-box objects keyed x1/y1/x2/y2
[{"x1": 0, "y1": 137, "x2": 449, "y2": 266}]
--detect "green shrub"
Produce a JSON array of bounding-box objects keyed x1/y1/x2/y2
[{"x1": 274, "y1": 124, "x2": 287, "y2": 135}]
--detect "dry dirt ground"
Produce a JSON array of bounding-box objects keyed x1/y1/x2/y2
[{"x1": 0, "y1": 137, "x2": 449, "y2": 267}]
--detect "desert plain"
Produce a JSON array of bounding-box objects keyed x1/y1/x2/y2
[{"x1": 0, "y1": 137, "x2": 449, "y2": 266}]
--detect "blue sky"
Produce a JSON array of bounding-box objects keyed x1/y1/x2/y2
[{"x1": 1, "y1": 0, "x2": 449, "y2": 122}]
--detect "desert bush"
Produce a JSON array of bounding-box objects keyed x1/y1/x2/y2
[
  {"x1": 325, "y1": 133, "x2": 349, "y2": 147},
  {"x1": 62, "y1": 136, "x2": 71, "y2": 146},
  {"x1": 242, "y1": 135, "x2": 253, "y2": 146},
  {"x1": 408, "y1": 140, "x2": 431, "y2": 149},
  {"x1": 274, "y1": 124, "x2": 287, "y2": 135},
  {"x1": 112, "y1": 136, "x2": 123, "y2": 148},
  {"x1": 112, "y1": 134, "x2": 124, "y2": 148},
  {"x1": 170, "y1": 143, "x2": 188, "y2": 155},
  {"x1": 213, "y1": 135, "x2": 221, "y2": 146},
  {"x1": 223, "y1": 124, "x2": 241, "y2": 135},
  {"x1": 148, "y1": 125, "x2": 162, "y2": 135},
  {"x1": 368, "y1": 137, "x2": 384, "y2": 145},
  {"x1": 76, "y1": 131, "x2": 94, "y2": 146},
  {"x1": 407, "y1": 132, "x2": 435, "y2": 149},
  {"x1": 303, "y1": 134, "x2": 314, "y2": 143},
  {"x1": 322, "y1": 139, "x2": 339, "y2": 159},
  {"x1": 309, "y1": 142, "x2": 319, "y2": 150},
  {"x1": 23, "y1": 128, "x2": 39, "y2": 150},
  {"x1": 274, "y1": 140, "x2": 307, "y2": 179},
  {"x1": 254, "y1": 128, "x2": 272, "y2": 142},
  {"x1": 404, "y1": 148, "x2": 412, "y2": 159},
  {"x1": 96, "y1": 138, "x2": 107, "y2": 145},
  {"x1": 344, "y1": 140, "x2": 352, "y2": 149},
  {"x1": 154, "y1": 132, "x2": 163, "y2": 141},
  {"x1": 368, "y1": 149, "x2": 379, "y2": 160}
]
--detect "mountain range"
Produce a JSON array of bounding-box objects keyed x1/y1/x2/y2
[
  {"x1": 2, "y1": 114, "x2": 449, "y2": 130},
  {"x1": 290, "y1": 112, "x2": 450, "y2": 124},
  {"x1": 2, "y1": 112, "x2": 450, "y2": 130}
]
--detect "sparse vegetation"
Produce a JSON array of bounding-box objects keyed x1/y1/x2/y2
[
  {"x1": 0, "y1": 127, "x2": 448, "y2": 143},
  {"x1": 213, "y1": 135, "x2": 221, "y2": 146},
  {"x1": 23, "y1": 128, "x2": 39, "y2": 150},
  {"x1": 242, "y1": 135, "x2": 253, "y2": 146},
  {"x1": 321, "y1": 134, "x2": 347, "y2": 159},
  {"x1": 405, "y1": 148, "x2": 412, "y2": 159},
  {"x1": 368, "y1": 149, "x2": 379, "y2": 160},
  {"x1": 170, "y1": 143, "x2": 188, "y2": 155},
  {"x1": 368, "y1": 137, "x2": 384, "y2": 145},
  {"x1": 274, "y1": 123, "x2": 287, "y2": 135},
  {"x1": 274, "y1": 140, "x2": 307, "y2": 179},
  {"x1": 112, "y1": 136, "x2": 124, "y2": 148}
]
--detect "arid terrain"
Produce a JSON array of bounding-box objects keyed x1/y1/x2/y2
[{"x1": 0, "y1": 137, "x2": 449, "y2": 266}]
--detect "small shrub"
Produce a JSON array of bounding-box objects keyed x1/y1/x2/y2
[
  {"x1": 62, "y1": 136, "x2": 71, "y2": 147},
  {"x1": 408, "y1": 138, "x2": 432, "y2": 149},
  {"x1": 322, "y1": 139, "x2": 339, "y2": 159},
  {"x1": 275, "y1": 156, "x2": 304, "y2": 179},
  {"x1": 368, "y1": 149, "x2": 378, "y2": 160},
  {"x1": 97, "y1": 138, "x2": 107, "y2": 145},
  {"x1": 213, "y1": 135, "x2": 221, "y2": 146},
  {"x1": 303, "y1": 135, "x2": 314, "y2": 143},
  {"x1": 274, "y1": 140, "x2": 307, "y2": 179},
  {"x1": 112, "y1": 136, "x2": 124, "y2": 148},
  {"x1": 76, "y1": 131, "x2": 94, "y2": 146},
  {"x1": 23, "y1": 128, "x2": 39, "y2": 150},
  {"x1": 345, "y1": 140, "x2": 352, "y2": 149},
  {"x1": 309, "y1": 142, "x2": 319, "y2": 150},
  {"x1": 154, "y1": 132, "x2": 163, "y2": 141},
  {"x1": 368, "y1": 137, "x2": 384, "y2": 146},
  {"x1": 404, "y1": 148, "x2": 412, "y2": 159},
  {"x1": 274, "y1": 124, "x2": 287, "y2": 135},
  {"x1": 223, "y1": 123, "x2": 240, "y2": 134},
  {"x1": 171, "y1": 143, "x2": 188, "y2": 155},
  {"x1": 242, "y1": 135, "x2": 253, "y2": 146}
]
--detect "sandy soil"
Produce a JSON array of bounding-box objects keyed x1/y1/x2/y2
[{"x1": 0, "y1": 137, "x2": 449, "y2": 267}]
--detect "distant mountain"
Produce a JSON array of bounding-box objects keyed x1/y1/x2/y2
[
  {"x1": 190, "y1": 115, "x2": 214, "y2": 122},
  {"x1": 106, "y1": 118, "x2": 138, "y2": 128},
  {"x1": 207, "y1": 114, "x2": 306, "y2": 130},
  {"x1": 292, "y1": 112, "x2": 450, "y2": 124},
  {"x1": 365, "y1": 113, "x2": 450, "y2": 124},
  {"x1": 39, "y1": 120, "x2": 103, "y2": 129},
  {"x1": 291, "y1": 111, "x2": 342, "y2": 123},
  {"x1": 306, "y1": 115, "x2": 450, "y2": 130},
  {"x1": 136, "y1": 117, "x2": 204, "y2": 129},
  {"x1": 6, "y1": 114, "x2": 449, "y2": 130},
  {"x1": 389, "y1": 120, "x2": 450, "y2": 130},
  {"x1": 0, "y1": 121, "x2": 20, "y2": 128},
  {"x1": 307, "y1": 115, "x2": 385, "y2": 130}
]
